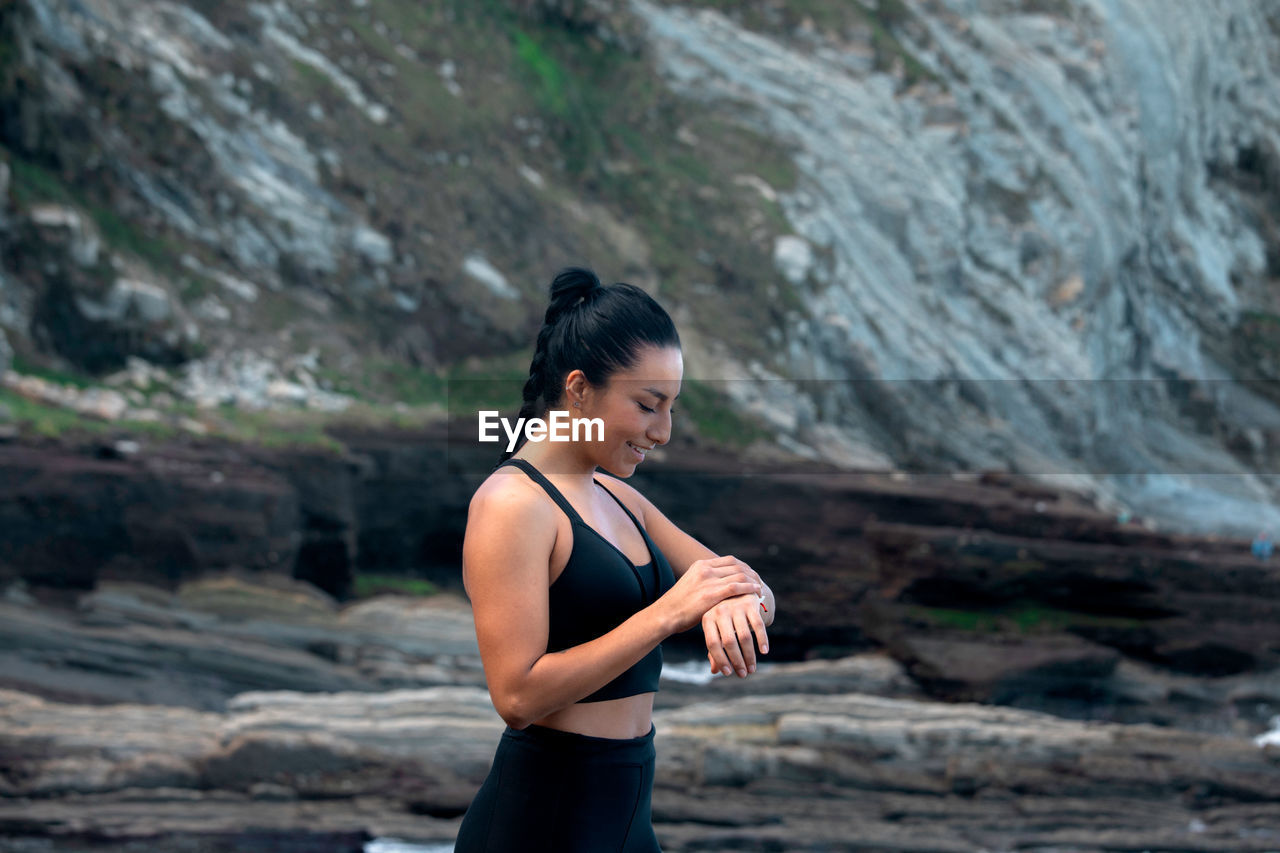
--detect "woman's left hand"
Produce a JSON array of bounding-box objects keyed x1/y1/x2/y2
[{"x1": 703, "y1": 590, "x2": 770, "y2": 679}]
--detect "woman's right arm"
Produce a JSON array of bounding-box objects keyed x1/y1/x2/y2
[{"x1": 463, "y1": 480, "x2": 760, "y2": 730}]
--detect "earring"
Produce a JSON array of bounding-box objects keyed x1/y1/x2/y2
[{"x1": 573, "y1": 402, "x2": 581, "y2": 408}]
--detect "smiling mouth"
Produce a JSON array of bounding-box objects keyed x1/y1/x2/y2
[{"x1": 627, "y1": 442, "x2": 653, "y2": 455}]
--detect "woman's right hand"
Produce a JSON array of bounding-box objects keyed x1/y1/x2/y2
[{"x1": 658, "y1": 554, "x2": 762, "y2": 633}]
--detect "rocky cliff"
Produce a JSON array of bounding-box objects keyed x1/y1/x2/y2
[
  {"x1": 633, "y1": 0, "x2": 1280, "y2": 534},
  {"x1": 1, "y1": 0, "x2": 1279, "y2": 535}
]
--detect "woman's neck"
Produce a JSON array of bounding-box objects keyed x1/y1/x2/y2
[{"x1": 512, "y1": 442, "x2": 598, "y2": 482}]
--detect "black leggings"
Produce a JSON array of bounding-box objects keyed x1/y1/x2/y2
[{"x1": 453, "y1": 722, "x2": 662, "y2": 853}]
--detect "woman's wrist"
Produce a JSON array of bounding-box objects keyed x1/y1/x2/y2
[{"x1": 648, "y1": 598, "x2": 680, "y2": 638}]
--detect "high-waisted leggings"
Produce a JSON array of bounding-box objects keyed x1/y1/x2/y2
[{"x1": 452, "y1": 721, "x2": 662, "y2": 852}]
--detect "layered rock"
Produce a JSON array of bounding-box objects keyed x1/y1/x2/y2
[
  {"x1": 0, "y1": 574, "x2": 485, "y2": 709},
  {"x1": 0, "y1": 428, "x2": 473, "y2": 598},
  {"x1": 635, "y1": 455, "x2": 1280, "y2": 734},
  {"x1": 2, "y1": 685, "x2": 1278, "y2": 851},
  {"x1": 0, "y1": 441, "x2": 303, "y2": 591},
  {"x1": 6, "y1": 429, "x2": 1280, "y2": 734},
  {"x1": 631, "y1": 0, "x2": 1280, "y2": 536},
  {"x1": 2, "y1": 0, "x2": 1278, "y2": 544}
]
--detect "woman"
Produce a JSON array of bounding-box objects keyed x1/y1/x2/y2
[{"x1": 453, "y1": 267, "x2": 776, "y2": 852}]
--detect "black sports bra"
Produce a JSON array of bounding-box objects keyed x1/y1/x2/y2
[{"x1": 495, "y1": 458, "x2": 677, "y2": 702}]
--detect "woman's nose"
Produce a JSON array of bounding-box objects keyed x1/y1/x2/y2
[{"x1": 648, "y1": 412, "x2": 671, "y2": 446}]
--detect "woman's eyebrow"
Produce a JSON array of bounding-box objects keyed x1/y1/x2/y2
[{"x1": 642, "y1": 387, "x2": 679, "y2": 402}]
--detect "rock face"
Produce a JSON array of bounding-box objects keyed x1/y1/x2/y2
[
  {"x1": 1, "y1": 154, "x2": 11, "y2": 378},
  {"x1": 635, "y1": 455, "x2": 1280, "y2": 734},
  {"x1": 631, "y1": 0, "x2": 1280, "y2": 536},
  {"x1": 0, "y1": 427, "x2": 481, "y2": 598},
  {"x1": 1, "y1": 684, "x2": 1278, "y2": 852},
  {"x1": 6, "y1": 429, "x2": 1280, "y2": 734},
  {"x1": 0, "y1": 441, "x2": 303, "y2": 590},
  {"x1": 0, "y1": 574, "x2": 486, "y2": 708},
  {"x1": 2, "y1": 0, "x2": 1279, "y2": 542}
]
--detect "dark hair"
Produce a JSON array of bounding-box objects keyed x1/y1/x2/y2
[{"x1": 499, "y1": 266, "x2": 680, "y2": 462}]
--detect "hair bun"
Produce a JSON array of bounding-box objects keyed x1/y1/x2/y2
[{"x1": 546, "y1": 266, "x2": 603, "y2": 324}]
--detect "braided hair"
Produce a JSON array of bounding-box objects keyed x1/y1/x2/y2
[{"x1": 498, "y1": 266, "x2": 680, "y2": 462}]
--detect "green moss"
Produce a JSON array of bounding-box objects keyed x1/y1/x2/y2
[
  {"x1": 88, "y1": 202, "x2": 182, "y2": 274},
  {"x1": 679, "y1": 0, "x2": 940, "y2": 87},
  {"x1": 352, "y1": 573, "x2": 439, "y2": 598},
  {"x1": 0, "y1": 371, "x2": 433, "y2": 450},
  {"x1": 1001, "y1": 559, "x2": 1046, "y2": 572},
  {"x1": 678, "y1": 378, "x2": 770, "y2": 448},
  {"x1": 212, "y1": 405, "x2": 347, "y2": 453},
  {"x1": 1241, "y1": 309, "x2": 1280, "y2": 328},
  {"x1": 315, "y1": 357, "x2": 449, "y2": 408},
  {"x1": 327, "y1": 400, "x2": 444, "y2": 432},
  {"x1": 0, "y1": 385, "x2": 186, "y2": 440},
  {"x1": 0, "y1": 386, "x2": 99, "y2": 438},
  {"x1": 373, "y1": 360, "x2": 447, "y2": 406},
  {"x1": 306, "y1": 1, "x2": 806, "y2": 384},
  {"x1": 0, "y1": 30, "x2": 15, "y2": 82},
  {"x1": 10, "y1": 354, "x2": 96, "y2": 389},
  {"x1": 504, "y1": 23, "x2": 610, "y2": 175},
  {"x1": 512, "y1": 29, "x2": 570, "y2": 118},
  {"x1": 1021, "y1": 0, "x2": 1075, "y2": 15},
  {"x1": 5, "y1": 152, "x2": 73, "y2": 206},
  {"x1": 906, "y1": 602, "x2": 1147, "y2": 635},
  {"x1": 290, "y1": 58, "x2": 333, "y2": 94},
  {"x1": 4, "y1": 146, "x2": 187, "y2": 276},
  {"x1": 446, "y1": 369, "x2": 525, "y2": 417},
  {"x1": 494, "y1": 18, "x2": 801, "y2": 359},
  {"x1": 911, "y1": 605, "x2": 1001, "y2": 632},
  {"x1": 1238, "y1": 310, "x2": 1280, "y2": 359}
]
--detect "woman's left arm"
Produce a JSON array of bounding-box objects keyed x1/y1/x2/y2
[{"x1": 600, "y1": 477, "x2": 775, "y2": 676}]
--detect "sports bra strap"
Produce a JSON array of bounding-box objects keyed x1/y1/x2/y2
[
  {"x1": 496, "y1": 460, "x2": 650, "y2": 543},
  {"x1": 496, "y1": 458, "x2": 588, "y2": 527},
  {"x1": 595, "y1": 481, "x2": 647, "y2": 538}
]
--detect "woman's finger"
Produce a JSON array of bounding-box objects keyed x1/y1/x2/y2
[
  {"x1": 731, "y1": 558, "x2": 758, "y2": 581},
  {"x1": 732, "y1": 607, "x2": 757, "y2": 672},
  {"x1": 717, "y1": 613, "x2": 747, "y2": 676},
  {"x1": 702, "y1": 555, "x2": 741, "y2": 573},
  {"x1": 703, "y1": 615, "x2": 732, "y2": 677},
  {"x1": 747, "y1": 600, "x2": 770, "y2": 655},
  {"x1": 726, "y1": 579, "x2": 761, "y2": 600}
]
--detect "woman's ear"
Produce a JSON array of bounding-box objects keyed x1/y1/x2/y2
[{"x1": 563, "y1": 369, "x2": 590, "y2": 408}]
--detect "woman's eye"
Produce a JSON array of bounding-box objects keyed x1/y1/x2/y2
[{"x1": 638, "y1": 403, "x2": 656, "y2": 414}]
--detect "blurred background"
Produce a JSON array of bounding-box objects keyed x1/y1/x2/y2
[{"x1": 2, "y1": 0, "x2": 1280, "y2": 851}]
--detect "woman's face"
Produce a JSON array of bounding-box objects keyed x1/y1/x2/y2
[{"x1": 575, "y1": 345, "x2": 683, "y2": 476}]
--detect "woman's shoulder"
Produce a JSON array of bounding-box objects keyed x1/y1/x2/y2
[{"x1": 469, "y1": 465, "x2": 555, "y2": 523}]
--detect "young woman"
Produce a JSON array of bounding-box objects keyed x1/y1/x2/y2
[{"x1": 453, "y1": 267, "x2": 776, "y2": 852}]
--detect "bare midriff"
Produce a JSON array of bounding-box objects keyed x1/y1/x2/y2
[{"x1": 532, "y1": 692, "x2": 655, "y2": 739}]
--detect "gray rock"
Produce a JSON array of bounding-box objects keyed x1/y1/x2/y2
[
  {"x1": 74, "y1": 278, "x2": 172, "y2": 325},
  {"x1": 632, "y1": 0, "x2": 1280, "y2": 537},
  {"x1": 0, "y1": 158, "x2": 10, "y2": 227},
  {"x1": 0, "y1": 570, "x2": 487, "y2": 710},
  {"x1": 772, "y1": 234, "x2": 813, "y2": 285},
  {"x1": 2, "y1": 682, "x2": 1279, "y2": 851},
  {"x1": 28, "y1": 203, "x2": 99, "y2": 267}
]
